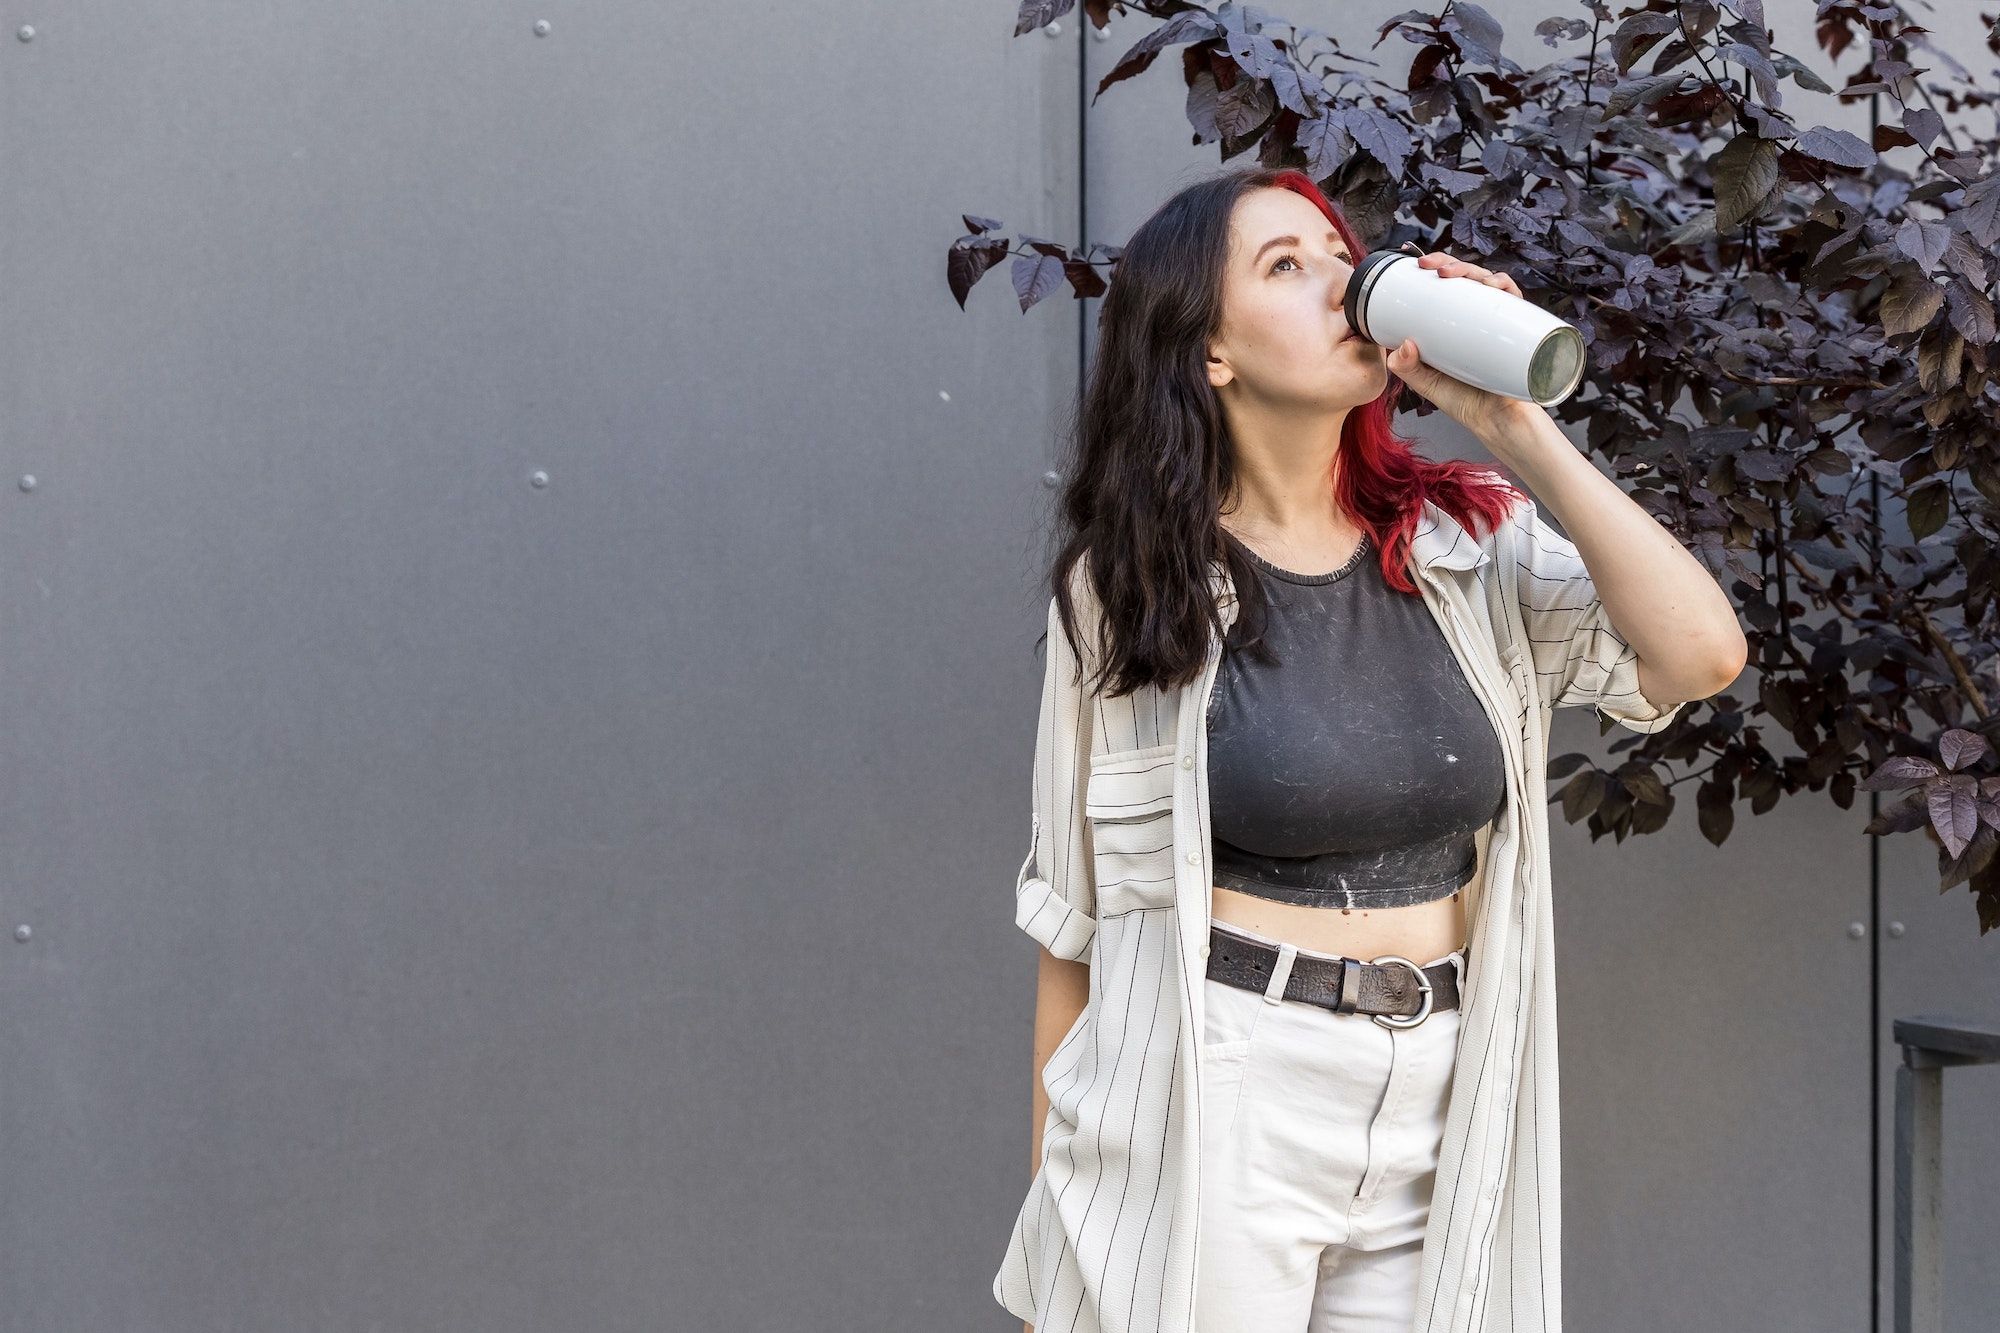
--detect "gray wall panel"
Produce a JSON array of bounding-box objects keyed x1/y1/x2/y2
[
  {"x1": 0, "y1": 3, "x2": 1080, "y2": 1329},
  {"x1": 1559, "y1": 782, "x2": 1872, "y2": 1330}
]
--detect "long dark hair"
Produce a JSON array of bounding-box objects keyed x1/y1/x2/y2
[{"x1": 1045, "y1": 164, "x2": 1519, "y2": 698}]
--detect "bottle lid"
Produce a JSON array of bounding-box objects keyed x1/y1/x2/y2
[{"x1": 1342, "y1": 245, "x2": 1420, "y2": 345}]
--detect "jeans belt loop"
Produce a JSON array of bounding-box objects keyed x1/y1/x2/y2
[{"x1": 1262, "y1": 942, "x2": 1298, "y2": 1004}]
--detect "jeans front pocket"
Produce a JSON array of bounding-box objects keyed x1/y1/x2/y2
[{"x1": 1199, "y1": 976, "x2": 1265, "y2": 1138}]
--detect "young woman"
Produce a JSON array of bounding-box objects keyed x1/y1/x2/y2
[{"x1": 992, "y1": 166, "x2": 1744, "y2": 1333}]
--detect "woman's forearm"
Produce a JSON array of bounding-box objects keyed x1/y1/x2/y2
[
  {"x1": 1479, "y1": 401, "x2": 1747, "y2": 703},
  {"x1": 1031, "y1": 948, "x2": 1091, "y2": 1175}
]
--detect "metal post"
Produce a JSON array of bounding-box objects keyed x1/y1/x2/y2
[{"x1": 1888, "y1": 1016, "x2": 2000, "y2": 1333}]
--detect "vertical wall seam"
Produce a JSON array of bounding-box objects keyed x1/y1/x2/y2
[
  {"x1": 1077, "y1": 17, "x2": 1088, "y2": 391},
  {"x1": 1866, "y1": 87, "x2": 1882, "y2": 1333}
]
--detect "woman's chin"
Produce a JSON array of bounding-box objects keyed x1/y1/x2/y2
[{"x1": 1324, "y1": 374, "x2": 1386, "y2": 407}]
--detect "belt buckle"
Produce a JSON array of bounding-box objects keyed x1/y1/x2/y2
[{"x1": 1367, "y1": 954, "x2": 1433, "y2": 1029}]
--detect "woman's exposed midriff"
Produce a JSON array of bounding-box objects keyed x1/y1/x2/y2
[{"x1": 1208, "y1": 876, "x2": 1469, "y2": 965}]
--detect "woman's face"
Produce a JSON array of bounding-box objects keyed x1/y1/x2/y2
[{"x1": 1206, "y1": 188, "x2": 1387, "y2": 408}]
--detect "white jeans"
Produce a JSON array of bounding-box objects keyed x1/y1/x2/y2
[{"x1": 1194, "y1": 929, "x2": 1468, "y2": 1333}]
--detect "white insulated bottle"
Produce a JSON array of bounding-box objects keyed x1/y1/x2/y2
[{"x1": 1343, "y1": 242, "x2": 1588, "y2": 407}]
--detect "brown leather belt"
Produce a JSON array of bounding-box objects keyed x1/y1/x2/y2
[{"x1": 1205, "y1": 923, "x2": 1464, "y2": 1028}]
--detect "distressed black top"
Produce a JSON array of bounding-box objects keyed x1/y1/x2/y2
[{"x1": 1205, "y1": 531, "x2": 1508, "y2": 909}]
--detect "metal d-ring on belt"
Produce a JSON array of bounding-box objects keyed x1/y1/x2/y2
[{"x1": 1204, "y1": 922, "x2": 1464, "y2": 1028}]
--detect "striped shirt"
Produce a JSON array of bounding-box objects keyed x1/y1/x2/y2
[{"x1": 993, "y1": 493, "x2": 1685, "y2": 1333}]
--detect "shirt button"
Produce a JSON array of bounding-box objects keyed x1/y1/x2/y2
[
  {"x1": 1186, "y1": 850, "x2": 1200, "y2": 865},
  {"x1": 1181, "y1": 755, "x2": 1194, "y2": 770}
]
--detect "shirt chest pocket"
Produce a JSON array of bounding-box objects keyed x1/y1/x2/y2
[{"x1": 1084, "y1": 742, "x2": 1180, "y2": 917}]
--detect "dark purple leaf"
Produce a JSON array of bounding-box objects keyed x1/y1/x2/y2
[
  {"x1": 1880, "y1": 266, "x2": 1944, "y2": 337},
  {"x1": 1859, "y1": 756, "x2": 1943, "y2": 790},
  {"x1": 1609, "y1": 11, "x2": 1679, "y2": 73},
  {"x1": 1930, "y1": 774, "x2": 1981, "y2": 859},
  {"x1": 1941, "y1": 232, "x2": 1989, "y2": 286},
  {"x1": 1939, "y1": 728, "x2": 1989, "y2": 772},
  {"x1": 1713, "y1": 134, "x2": 1781, "y2": 231},
  {"x1": 1941, "y1": 823, "x2": 1998, "y2": 891},
  {"x1": 1795, "y1": 125, "x2": 1877, "y2": 169},
  {"x1": 1013, "y1": 0, "x2": 1074, "y2": 38},
  {"x1": 1096, "y1": 12, "x2": 1220, "y2": 102},
  {"x1": 1662, "y1": 207, "x2": 1719, "y2": 248},
  {"x1": 1895, "y1": 218, "x2": 1951, "y2": 271},
  {"x1": 1061, "y1": 258, "x2": 1107, "y2": 300},
  {"x1": 1420, "y1": 162, "x2": 1486, "y2": 197},
  {"x1": 1185, "y1": 67, "x2": 1221, "y2": 143},
  {"x1": 1534, "y1": 16, "x2": 1588, "y2": 47},
  {"x1": 1904, "y1": 106, "x2": 1945, "y2": 150},
  {"x1": 1907, "y1": 479, "x2": 1950, "y2": 540},
  {"x1": 947, "y1": 236, "x2": 1009, "y2": 309},
  {"x1": 1297, "y1": 109, "x2": 1353, "y2": 179},
  {"x1": 1865, "y1": 793, "x2": 1930, "y2": 835},
  {"x1": 1915, "y1": 324, "x2": 1964, "y2": 394},
  {"x1": 1961, "y1": 174, "x2": 2000, "y2": 248},
  {"x1": 1010, "y1": 252, "x2": 1065, "y2": 312},
  {"x1": 1602, "y1": 71, "x2": 1686, "y2": 117},
  {"x1": 1718, "y1": 40, "x2": 1780, "y2": 103},
  {"x1": 1442, "y1": 2, "x2": 1512, "y2": 70},
  {"x1": 1214, "y1": 74, "x2": 1277, "y2": 143},
  {"x1": 1338, "y1": 104, "x2": 1413, "y2": 180},
  {"x1": 1771, "y1": 50, "x2": 1833, "y2": 94},
  {"x1": 1735, "y1": 448, "x2": 1791, "y2": 482},
  {"x1": 1946, "y1": 279, "x2": 1996, "y2": 344}
]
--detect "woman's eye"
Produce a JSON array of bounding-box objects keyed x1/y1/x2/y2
[{"x1": 1269, "y1": 252, "x2": 1349, "y2": 274}]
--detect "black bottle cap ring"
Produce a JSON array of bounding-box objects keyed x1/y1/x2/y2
[{"x1": 1343, "y1": 243, "x2": 1424, "y2": 346}]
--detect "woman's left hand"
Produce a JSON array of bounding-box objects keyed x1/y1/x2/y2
[{"x1": 1383, "y1": 251, "x2": 1531, "y2": 441}]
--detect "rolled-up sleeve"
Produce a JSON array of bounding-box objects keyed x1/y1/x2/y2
[
  {"x1": 1014, "y1": 587, "x2": 1098, "y2": 962},
  {"x1": 1514, "y1": 499, "x2": 1685, "y2": 735}
]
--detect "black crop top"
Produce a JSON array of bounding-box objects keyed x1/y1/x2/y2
[{"x1": 1205, "y1": 532, "x2": 1508, "y2": 909}]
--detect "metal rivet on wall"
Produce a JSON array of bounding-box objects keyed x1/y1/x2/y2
[
  {"x1": 16, "y1": 25, "x2": 33, "y2": 41},
  {"x1": 19, "y1": 475, "x2": 35, "y2": 492},
  {"x1": 1041, "y1": 470, "x2": 1061, "y2": 489},
  {"x1": 14, "y1": 925, "x2": 29, "y2": 942},
  {"x1": 1044, "y1": 21, "x2": 1062, "y2": 37},
  {"x1": 530, "y1": 469, "x2": 550, "y2": 488},
  {"x1": 1092, "y1": 24, "x2": 1109, "y2": 40},
  {"x1": 533, "y1": 19, "x2": 551, "y2": 36},
  {"x1": 1888, "y1": 921, "x2": 1905, "y2": 938},
  {"x1": 1848, "y1": 921, "x2": 1867, "y2": 939}
]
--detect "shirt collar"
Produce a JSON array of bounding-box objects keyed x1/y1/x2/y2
[{"x1": 1408, "y1": 497, "x2": 1491, "y2": 573}]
